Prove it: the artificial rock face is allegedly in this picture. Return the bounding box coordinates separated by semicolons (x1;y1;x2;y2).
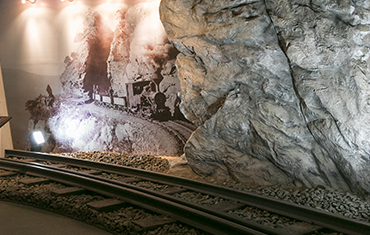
160;0;370;194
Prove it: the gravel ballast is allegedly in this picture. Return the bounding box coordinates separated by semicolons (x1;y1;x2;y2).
1;151;370;234
0;173;207;235
59;151;170;173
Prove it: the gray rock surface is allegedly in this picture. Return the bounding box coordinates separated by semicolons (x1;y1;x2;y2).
160;0;370;194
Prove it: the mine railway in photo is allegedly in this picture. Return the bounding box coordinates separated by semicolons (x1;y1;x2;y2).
153;120;196;149
93;80;182;122
0;150;368;235
90;79;196;155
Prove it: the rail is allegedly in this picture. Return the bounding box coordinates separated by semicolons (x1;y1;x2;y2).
0;156;267;235
4;149;370;235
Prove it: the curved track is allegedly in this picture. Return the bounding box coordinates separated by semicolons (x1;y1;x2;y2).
2;150;370;235
152;120;195;152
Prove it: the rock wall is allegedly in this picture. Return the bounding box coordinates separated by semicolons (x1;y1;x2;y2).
160;0;370;194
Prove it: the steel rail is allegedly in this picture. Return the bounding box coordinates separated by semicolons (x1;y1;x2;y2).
167;120;194;136
5;149;370;235
171;120;197;131
152;121;188;146
0;157;266;235
0;157;287;235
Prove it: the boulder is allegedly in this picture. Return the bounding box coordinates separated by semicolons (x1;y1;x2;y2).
160;0;370;194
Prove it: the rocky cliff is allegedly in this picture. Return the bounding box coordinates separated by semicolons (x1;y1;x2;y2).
160;0;370;194
60;9;113;100
107;8;131;98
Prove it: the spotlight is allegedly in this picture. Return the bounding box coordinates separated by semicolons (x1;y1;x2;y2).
30;131;45;152
21;0;36;4
32;131;45;145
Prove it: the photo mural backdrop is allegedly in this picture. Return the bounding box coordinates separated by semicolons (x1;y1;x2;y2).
0;0;192;156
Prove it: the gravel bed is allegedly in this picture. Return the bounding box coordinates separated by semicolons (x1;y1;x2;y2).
59;152;170;173
129;181;170;190
100;173;171;191
29;161;58;165
3;151;370;235
172;191;226;205
0;174;207;235
100;172;127;180
172;191;301;229
230;206;299;229
233;185;370;223
64;165;92;171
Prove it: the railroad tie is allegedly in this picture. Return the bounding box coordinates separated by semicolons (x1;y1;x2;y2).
0;171;18;177
132;216;177;231
87;198;127;212
19;177;50;186
273;222;322;235
118;177;142;183
207;200;245;212
51;187;86;196
158;186;187;194
82;169;102;175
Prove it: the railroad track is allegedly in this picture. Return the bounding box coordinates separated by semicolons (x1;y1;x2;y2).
1;150;370;235
171;119;197;131
153;120;195;151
